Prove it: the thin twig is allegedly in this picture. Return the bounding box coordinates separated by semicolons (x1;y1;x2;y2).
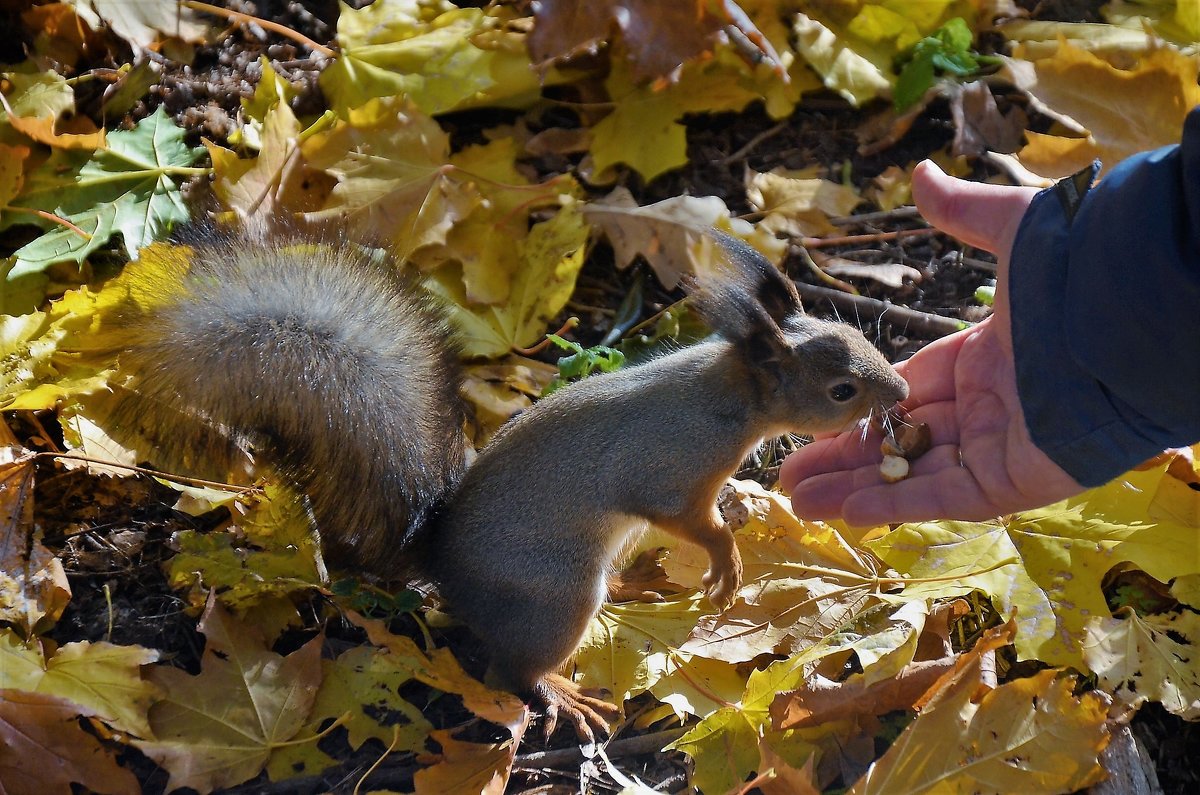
800;227;939;249
793;280;969;338
515;727;689;769
957;255;998;274
719;120;787;165
828;206;921;226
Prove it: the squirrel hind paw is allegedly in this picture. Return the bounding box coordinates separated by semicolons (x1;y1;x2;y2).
536;673;621;744
701;547;743;609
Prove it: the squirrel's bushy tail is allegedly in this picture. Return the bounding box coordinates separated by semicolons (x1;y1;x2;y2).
111;235;467;575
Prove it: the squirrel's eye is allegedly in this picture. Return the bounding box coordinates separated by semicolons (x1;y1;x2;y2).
829;381;857;402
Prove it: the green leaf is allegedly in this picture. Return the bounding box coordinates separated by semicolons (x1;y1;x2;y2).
893;17;979;110
543;335;625;395
0;69;75;138
9;107;203;278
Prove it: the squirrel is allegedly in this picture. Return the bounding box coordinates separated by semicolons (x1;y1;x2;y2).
107;230;909;741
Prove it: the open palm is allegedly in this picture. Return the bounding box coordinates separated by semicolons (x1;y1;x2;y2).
780;161;1083;525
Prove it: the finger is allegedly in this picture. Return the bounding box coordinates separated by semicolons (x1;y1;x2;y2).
912;161;1040;258
779;431;880;493
780;399;964;494
800;443;994;526
841;464;1002;526
893;329;971;408
787;468;859;519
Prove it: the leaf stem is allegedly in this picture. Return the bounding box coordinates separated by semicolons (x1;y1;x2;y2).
180;0;336;58
2;207;94;240
270;712;352;749
513;317;579;356
883;556;1020;585
36;451;261;495
354;723;401;795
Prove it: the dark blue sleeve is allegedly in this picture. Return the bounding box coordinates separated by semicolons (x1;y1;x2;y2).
1009;106;1200;487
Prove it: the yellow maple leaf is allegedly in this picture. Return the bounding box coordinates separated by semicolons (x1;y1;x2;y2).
667;481;888;663
869;462;1200;669
133;597;324;793
349;612;526;730
589;55;761;183
668;653;838;795
574;594;710;706
746;169;864;238
1084;607;1200;719
426;204;589;358
302;98;477;257
1008;41;1200;177
165;483;324;617
266;645;434;782
320;3;541;116
207;98;334;223
0;630;161;738
792;11;892;106
411;137;579;306
850;627;1110;793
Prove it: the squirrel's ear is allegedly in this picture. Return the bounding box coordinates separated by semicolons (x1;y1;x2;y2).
708;232;803;324
689;232;799;360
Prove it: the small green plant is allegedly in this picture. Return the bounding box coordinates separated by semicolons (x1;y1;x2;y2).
975;280;996;306
331;577;423;617
543;334;626;395
894;17;982;111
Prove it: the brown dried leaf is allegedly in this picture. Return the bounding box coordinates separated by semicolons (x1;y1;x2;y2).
528;0;780;84
0;689;139;795
0;441;70;637
770;656;957;730
132;596;323;793
413;726;527;795
816;254;922;289
949;81;1026;158
747;170;863;239
850;623;1111;794
753;739;821;795
583;187;784;289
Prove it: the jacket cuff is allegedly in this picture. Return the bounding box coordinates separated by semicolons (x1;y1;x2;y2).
1010;132;1200;486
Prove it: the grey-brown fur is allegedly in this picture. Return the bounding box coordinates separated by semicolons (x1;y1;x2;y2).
113;230;906;739
428;236;908;724
114;236;467;573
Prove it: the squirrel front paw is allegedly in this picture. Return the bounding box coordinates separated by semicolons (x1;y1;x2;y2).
701;546;743;609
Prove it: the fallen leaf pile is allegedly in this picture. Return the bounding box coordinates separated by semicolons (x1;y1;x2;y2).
2;1;1199;793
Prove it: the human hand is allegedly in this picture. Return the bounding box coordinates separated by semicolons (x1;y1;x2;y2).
779;161;1083;525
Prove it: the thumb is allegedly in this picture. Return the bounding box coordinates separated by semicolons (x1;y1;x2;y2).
912;160;1040;258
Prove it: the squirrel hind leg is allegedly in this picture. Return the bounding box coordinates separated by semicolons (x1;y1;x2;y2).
472;584;618;741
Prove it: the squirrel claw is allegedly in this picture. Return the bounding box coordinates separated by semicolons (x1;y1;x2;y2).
607;583;666;603
701;552;743;609
537;674;621;743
